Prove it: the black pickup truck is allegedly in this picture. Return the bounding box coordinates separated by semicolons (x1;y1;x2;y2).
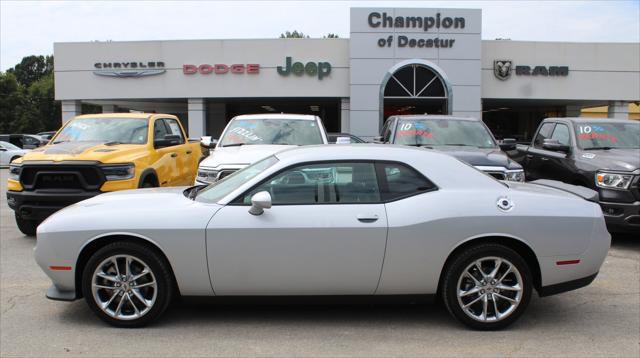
378;115;525;182
509;117;640;233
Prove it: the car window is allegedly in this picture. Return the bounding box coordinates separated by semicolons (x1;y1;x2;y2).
378;162;435;201
550;124;571;146
382;119;393;143
153;120;169;140
240;162;381;205
163;118;185;144
534;123;556;148
22;136;38;145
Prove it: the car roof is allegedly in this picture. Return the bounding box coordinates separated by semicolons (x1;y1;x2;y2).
546;117;639;124
391;115;480;121
233;113;318;121
73;113;160;119
275;143;448;162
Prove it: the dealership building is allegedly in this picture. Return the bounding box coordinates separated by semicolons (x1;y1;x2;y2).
54;7;640;141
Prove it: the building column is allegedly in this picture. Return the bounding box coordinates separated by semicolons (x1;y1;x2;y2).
61;100;81;124
102;104;116;113
340;98;350;133
565;105;582;117
608;101;629;119
187;98;206;139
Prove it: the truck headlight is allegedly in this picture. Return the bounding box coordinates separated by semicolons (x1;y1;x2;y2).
197;168;219;183
101;164;135;181
8;164;21;181
595;172;632;189
505;170;525;182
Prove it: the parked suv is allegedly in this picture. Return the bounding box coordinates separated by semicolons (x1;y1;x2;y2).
378;115;525;182
7;113;201;235
196;114;329;184
509;117;640;233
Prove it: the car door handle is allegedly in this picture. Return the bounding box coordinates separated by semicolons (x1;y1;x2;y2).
186;150;192;155
526;154;533;159
540;157;549;161
170;153;177;158
357;214;379;223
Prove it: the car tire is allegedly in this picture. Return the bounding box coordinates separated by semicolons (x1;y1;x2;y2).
442;243;532;330
15;213;38;236
81;241;175;328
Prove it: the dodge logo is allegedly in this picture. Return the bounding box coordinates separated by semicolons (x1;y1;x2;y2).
494;60;512;81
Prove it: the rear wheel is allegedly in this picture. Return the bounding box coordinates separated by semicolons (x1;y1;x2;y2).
81;241;174;327
15;213;38;236
442;243;532;330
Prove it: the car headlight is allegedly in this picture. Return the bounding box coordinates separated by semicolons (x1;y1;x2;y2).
8;164;21;181
505;170;525;182
595;172;632;189
101;164;135;181
197;168;219;183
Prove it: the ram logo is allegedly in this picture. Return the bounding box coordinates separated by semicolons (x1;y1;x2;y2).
493;60;513;81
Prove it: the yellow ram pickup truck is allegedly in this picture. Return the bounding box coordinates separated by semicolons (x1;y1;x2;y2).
7;113;201;236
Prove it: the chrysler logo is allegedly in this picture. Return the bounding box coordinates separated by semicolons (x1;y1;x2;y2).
93;61;166;78
493;60;512;81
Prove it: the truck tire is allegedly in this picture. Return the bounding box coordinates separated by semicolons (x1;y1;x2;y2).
15;213;38;236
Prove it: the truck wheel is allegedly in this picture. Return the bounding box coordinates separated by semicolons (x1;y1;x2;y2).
442;243;532;330
81;241;175;327
15;213;38;236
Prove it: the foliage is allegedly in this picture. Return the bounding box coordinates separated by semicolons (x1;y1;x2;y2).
279;30;310;38
1;55;61;134
324;33;339;38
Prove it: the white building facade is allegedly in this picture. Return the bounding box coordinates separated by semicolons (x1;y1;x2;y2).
54;7;640;141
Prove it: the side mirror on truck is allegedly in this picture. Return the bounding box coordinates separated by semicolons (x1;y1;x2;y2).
200;136;218;148
499;138;517;151
542;139;571;153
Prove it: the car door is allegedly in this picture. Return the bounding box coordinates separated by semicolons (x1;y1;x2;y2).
526;122;556;180
151;119;180;186
162;118;193;185
206;161;388;295
545;122;575;181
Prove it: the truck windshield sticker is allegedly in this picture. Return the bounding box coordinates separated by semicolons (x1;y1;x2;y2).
397;129;434;139
582;153;596;159
229;127;263;142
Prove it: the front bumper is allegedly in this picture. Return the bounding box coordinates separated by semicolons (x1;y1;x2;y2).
46;284;77;301
7;190;101;221
600;200;640;233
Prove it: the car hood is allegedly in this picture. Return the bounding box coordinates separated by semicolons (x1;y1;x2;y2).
19;141;149;164
427;146;522;170
39;187;222;233
200;144;296;168
577;148;640;172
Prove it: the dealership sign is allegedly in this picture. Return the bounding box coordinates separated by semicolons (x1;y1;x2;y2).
277;57;331;80
183;64;260;75
93;61;166;78
368;12;464;49
494;60;569;80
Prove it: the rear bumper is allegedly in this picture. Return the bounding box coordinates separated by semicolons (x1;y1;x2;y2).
538;272;598;297
6;190;101;221
600;200;640;233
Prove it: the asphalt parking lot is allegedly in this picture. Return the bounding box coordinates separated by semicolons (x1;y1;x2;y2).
1;168;638;358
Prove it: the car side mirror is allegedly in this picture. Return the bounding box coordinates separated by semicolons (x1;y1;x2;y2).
335;136;351;144
248;191;272;216
154;134;182;148
200;136;218;148
499;138;517;151
542;139;571;153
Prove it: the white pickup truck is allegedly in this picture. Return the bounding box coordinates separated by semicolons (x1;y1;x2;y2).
196;114;330;184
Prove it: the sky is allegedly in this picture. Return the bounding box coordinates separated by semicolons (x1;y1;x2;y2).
1;0;639;71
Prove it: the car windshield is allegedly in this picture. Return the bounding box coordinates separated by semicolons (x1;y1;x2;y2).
0;141;20;150
393;118;497;148
575;122;640;149
219;118;324;147
52;118;149;145
196;155;280;203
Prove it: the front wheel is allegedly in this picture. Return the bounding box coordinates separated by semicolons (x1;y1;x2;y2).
442;243;532;330
15;213;38;236
81;241;175;327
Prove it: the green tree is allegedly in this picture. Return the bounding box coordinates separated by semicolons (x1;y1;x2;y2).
0;72;24;133
7;55;53;88
279;30;309;38
324;33;339;38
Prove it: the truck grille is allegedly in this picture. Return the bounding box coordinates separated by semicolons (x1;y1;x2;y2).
631;175;640;201
20;164;104;191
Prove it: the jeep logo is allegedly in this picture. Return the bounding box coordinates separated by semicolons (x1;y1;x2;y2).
277;57;331;80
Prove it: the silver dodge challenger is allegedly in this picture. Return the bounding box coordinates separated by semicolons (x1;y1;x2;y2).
34;145;610;329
